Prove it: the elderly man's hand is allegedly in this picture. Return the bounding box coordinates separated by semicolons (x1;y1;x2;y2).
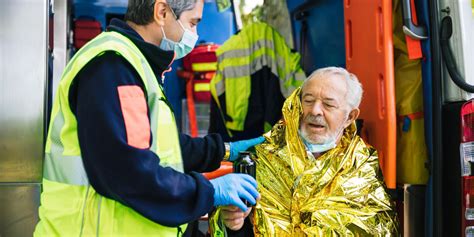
221;205;252;231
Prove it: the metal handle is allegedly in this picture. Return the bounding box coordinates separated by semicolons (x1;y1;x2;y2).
440;16;474;93
401;0;428;40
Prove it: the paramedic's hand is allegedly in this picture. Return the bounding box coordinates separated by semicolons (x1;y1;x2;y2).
221;205;252;231
229;136;265;161
210;173;259;212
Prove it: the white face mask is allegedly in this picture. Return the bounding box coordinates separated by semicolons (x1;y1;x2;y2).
159;11;199;59
299;124;345;154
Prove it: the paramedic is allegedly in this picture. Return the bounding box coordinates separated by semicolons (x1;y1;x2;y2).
34;0;263;236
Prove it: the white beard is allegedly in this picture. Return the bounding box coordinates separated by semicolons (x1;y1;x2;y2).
299;126;331;144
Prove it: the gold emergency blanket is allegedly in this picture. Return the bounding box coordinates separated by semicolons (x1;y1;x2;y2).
210;88;398;236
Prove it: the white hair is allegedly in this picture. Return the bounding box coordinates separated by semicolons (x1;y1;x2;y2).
302;67;363;110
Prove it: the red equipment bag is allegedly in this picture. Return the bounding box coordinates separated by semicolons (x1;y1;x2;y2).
74;19;102;49
179;44;219;137
183;44;219;102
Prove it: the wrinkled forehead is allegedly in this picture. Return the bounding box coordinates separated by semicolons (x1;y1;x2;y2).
301;74;348;101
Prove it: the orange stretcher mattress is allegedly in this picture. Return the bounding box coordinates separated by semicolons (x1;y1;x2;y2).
344;0;397;188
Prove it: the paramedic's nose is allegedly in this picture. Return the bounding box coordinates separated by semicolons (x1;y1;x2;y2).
191;26;198;35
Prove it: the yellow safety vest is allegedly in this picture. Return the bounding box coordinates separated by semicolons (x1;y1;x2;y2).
34;31;186;236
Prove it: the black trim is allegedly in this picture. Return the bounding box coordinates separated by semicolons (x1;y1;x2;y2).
429;0;443;236
299;20;308;71
441;102;463;237
439;16;474;93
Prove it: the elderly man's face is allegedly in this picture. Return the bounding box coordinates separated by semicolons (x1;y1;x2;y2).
300;74;355;144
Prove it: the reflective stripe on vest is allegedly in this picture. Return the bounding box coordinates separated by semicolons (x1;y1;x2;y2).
192;61;217;72
210;22;305;132
36;31;186;237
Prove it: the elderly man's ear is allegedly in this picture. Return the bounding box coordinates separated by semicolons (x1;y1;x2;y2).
343;108;360;128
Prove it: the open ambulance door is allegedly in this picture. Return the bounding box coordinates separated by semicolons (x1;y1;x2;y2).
432;0;474;236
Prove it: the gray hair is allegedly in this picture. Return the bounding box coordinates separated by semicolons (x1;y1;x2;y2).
302;67;363;110
125;0;197;25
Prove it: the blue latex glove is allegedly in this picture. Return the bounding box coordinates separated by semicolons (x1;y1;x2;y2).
229;136;265;161
210;173;259;212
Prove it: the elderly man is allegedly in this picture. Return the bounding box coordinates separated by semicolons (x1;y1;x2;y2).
210;67;398;236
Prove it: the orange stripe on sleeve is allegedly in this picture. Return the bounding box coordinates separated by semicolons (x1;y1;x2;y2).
117;85;151;149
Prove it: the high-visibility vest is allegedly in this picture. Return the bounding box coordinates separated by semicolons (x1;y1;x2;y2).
34;31;186;236
210;22;305;133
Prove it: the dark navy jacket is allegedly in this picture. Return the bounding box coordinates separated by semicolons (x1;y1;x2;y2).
69;19;224;227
